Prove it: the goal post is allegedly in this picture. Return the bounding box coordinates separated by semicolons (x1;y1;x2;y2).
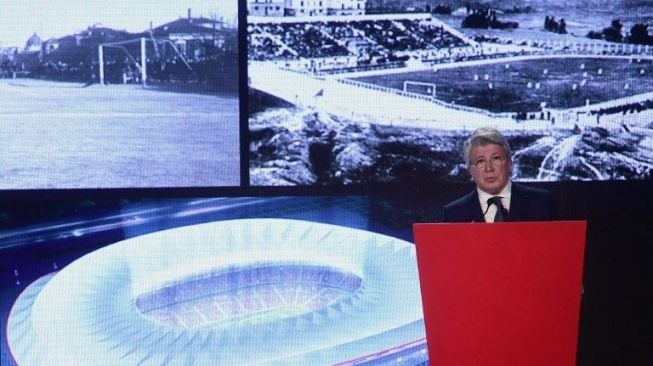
98;38;148;85
98;37;194;86
403;80;437;97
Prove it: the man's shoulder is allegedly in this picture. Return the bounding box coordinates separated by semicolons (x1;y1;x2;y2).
442;190;480;222
511;182;558;221
512;183;553;199
444;190;477;210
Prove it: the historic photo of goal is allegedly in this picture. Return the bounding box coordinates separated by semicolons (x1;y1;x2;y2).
1;2;239;189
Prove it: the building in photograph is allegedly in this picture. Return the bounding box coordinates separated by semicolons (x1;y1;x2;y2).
248;0;286;17
149;9;230;60
247;0;366;17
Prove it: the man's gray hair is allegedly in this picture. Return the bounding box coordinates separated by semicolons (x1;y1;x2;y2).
463;127;512;167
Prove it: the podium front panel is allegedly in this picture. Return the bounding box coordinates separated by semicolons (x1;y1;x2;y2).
413;221;586;366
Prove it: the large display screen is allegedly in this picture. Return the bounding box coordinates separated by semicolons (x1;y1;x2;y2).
0;1;240;189
1;1;651;365
0;195;428;365
4;1;652;189
248;1;653;185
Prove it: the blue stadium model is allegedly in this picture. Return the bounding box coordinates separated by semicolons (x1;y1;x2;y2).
7;218;427;366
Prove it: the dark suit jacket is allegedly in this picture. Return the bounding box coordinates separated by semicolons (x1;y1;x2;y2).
442;183;558;223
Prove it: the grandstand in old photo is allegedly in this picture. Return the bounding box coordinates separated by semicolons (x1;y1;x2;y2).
247;0;653;186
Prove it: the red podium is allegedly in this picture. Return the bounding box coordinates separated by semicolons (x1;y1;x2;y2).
413;221;586;366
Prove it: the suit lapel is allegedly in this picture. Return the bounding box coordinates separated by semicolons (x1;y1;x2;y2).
465;190;485;222
508;184;528;221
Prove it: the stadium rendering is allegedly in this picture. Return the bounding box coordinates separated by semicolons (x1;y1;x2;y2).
7;219;426;365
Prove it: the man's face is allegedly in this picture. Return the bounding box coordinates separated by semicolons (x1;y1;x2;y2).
468;143;512;195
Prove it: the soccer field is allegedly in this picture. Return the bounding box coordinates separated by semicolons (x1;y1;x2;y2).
0;79;239;188
354;56;653;113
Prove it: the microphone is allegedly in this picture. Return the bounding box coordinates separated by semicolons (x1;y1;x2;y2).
474;197;510;223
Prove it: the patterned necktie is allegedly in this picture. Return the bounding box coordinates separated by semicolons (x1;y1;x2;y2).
487;196;507;222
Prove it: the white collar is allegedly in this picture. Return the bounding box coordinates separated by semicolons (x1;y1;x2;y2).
477;181;512;211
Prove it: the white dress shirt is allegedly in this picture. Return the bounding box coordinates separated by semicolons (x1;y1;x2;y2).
477;181;512;223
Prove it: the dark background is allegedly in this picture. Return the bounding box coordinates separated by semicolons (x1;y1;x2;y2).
2;0;652;362
1;180;651;365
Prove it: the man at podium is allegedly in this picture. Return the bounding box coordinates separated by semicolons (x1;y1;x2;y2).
442;127;558;223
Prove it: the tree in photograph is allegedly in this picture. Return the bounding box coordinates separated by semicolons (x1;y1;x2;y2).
462;7;518;30
544;16;567;34
628;23;653;45
602;19;623;43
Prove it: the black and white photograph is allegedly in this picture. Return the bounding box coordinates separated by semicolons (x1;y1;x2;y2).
0;0;239;189
248;0;653;185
